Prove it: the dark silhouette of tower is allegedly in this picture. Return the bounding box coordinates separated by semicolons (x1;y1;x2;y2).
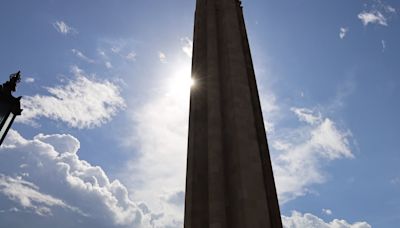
184;0;283;227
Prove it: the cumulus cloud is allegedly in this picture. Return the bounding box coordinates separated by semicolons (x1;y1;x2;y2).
71;49;95;63
0;174;82;216
339;27;349;39
272;108;353;203
181;37;193;58
162;190;185;208
53;21;77;35
18;66;126;129
0;130;160;227
282;211;371;228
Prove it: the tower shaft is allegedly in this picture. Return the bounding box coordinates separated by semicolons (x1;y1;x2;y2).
184;0;282;227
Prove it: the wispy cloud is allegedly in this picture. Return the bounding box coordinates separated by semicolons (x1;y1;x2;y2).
97;49;108;58
358;10;388;26
24;77;35;83
390;177;400;184
71;49;95;63
111;47;121;54
181;37;193;58
105;61;113;69
381;39;386;52
120;61;192;226
385;5;396;13
53;21;77;35
159;52;167;63
97;39;138;64
339;27;349;39
261;92;279;133
282;211;371;228
357;0;397;27
290;107;322;124
19;66;126;128
375;0;397;14
322;208;333;215
126;52;137;61
256;75;356;204
272;108;354;203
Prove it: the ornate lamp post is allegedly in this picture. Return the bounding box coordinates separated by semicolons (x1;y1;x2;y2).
0;71;22;145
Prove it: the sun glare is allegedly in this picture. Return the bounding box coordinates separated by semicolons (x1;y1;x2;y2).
166;62;193;99
189;78;195;87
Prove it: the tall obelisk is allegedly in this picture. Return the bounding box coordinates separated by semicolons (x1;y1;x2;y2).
184;0;282;227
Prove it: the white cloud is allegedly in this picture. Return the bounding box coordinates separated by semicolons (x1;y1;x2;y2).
0;99;361;228
385;5;396;13
322;208;332;215
18;66;126;129
162;190;185;208
53;21;77;35
260;92;279;133
270;107;353;203
159;52;167;63
97;49;109;59
71;49;95;63
290;107;322;125
25;77;35;83
120;61;192;226
0;174;83;216
0;129;161;227
282;211;371;228
111;47;120;54
381;39;386;52
339;27;349;39
181;37;193;58
375;0;397;14
126;52;137;61
358;10;387;26
105;61;113;69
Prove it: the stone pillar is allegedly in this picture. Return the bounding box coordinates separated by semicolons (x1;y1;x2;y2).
184;0;282;227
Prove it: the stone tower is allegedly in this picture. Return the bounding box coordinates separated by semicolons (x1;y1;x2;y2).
184;0;282;227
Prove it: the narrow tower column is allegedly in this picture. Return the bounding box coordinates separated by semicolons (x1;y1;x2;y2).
184;0;283;227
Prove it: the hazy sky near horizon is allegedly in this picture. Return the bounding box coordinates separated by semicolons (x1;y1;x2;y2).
0;0;399;227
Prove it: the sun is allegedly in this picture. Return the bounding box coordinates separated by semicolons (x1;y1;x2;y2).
167;62;194;98
189;78;195;87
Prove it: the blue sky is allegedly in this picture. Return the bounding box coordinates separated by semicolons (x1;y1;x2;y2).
0;0;399;227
